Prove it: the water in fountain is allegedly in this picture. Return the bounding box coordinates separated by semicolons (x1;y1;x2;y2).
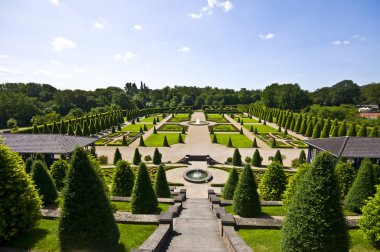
192;169;202;178
196;118;200;124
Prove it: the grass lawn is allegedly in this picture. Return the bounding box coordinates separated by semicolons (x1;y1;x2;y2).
206;113;228;123
112;201;171;213
121;124;153;132
224;205;287;216
212;124;238;132
238;229;378;252
140;115;163;123
144;133;186;147
210;133;252;148
169;114;191;122
158;123;186;132
243;124;278;133
234;117;258;123
4;219;157;252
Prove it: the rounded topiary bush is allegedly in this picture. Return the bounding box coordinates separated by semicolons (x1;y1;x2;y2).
50;159;69;191
282;163;309;208
0;143;42;242
153;147;162;165
111;160;135;197
232;148;242;166
113;148;122;165
131;162;158;214
359;185;380;248
59;147;119;252
233;164;261;217
259;162;287;201
154;164;171;198
31;160;58;205
281;152;349;252
335;161;356;199
344;159;376;213
223;168;239;200
251;149;263;167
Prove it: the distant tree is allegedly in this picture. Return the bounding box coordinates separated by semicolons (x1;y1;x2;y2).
111;160;134;197
259;162;287;200
223;168;239;200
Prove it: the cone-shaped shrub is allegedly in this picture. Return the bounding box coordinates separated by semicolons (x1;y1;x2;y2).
299;118;307;135
33;124;39;134
263;120;266;125
233;164;261;217
249;125;253;132
163;135;169;147
181;127;186;134
36;153;45;162
312;122;321;138
335;161;356;199
240;120;244;125
153;126;157;134
305;121;313;137
282;163;309;208
153;147;161;165
31;160;58;205
139;126;143;133
227;137;233;147
131;162;158;213
154;164;170;198
153;118;156;125
370;126;379;137
273;150;283;165
117;124;121;132
232;148;242;166
237;117;240;123
252;137;258;148
210;126;214;134
178;133;184;143
357;123;367;137
82;121;90;136
131;119;135;124
239;127;243;135
251;149;263;167
25;157;34;173
58;147;119;252
344;159;376;213
331;125;339;137
271;138;277;148
89;121;97;135
133;148;142;165
0;143;42;242
320;122;329;138
51;159;69;191
284;128;288;135
223;168;239;200
122;135;128;146
42;123;49;134
143;124;148;131
67;124;74;135
281;152;349;252
75;124;83;136
111;160;134;197
338;121;347;136
113;148;122;165
347;123;357;137
139;136;145;146
359;185;380;247
254;128;258;134
259;162;287;201
278;125;282;132
212;134;218;143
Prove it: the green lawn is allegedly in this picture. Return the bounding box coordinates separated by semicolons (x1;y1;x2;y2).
169;114;191;122
121;124;153;132
243;124;278;133
234;117;258;123
212;124;238;132
112;201;171;213
4;219;157;252
206;114;228;123
158;123;186;132
224;205;286;216
144;133;186;147
210;133;252;148
238;229;378;252
140;115;163;123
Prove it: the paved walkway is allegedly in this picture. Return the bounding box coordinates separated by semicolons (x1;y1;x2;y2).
164;198;227;252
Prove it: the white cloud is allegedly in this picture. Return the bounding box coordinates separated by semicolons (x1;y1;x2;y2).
0;66;22;74
114;52;139;61
49;0;59;5
332;40;350;46
34;70;53;75
220;1;233;11
188;13;203;19
51;37;77;51
73;67;85;72
296;73;304;77
134;24;144;31
178;46;191;53
50;60;62;64
352;35;366;41
52;74;74;79
0;54;9;58
259;33;275;40
94;19;106;29
188;0;233;19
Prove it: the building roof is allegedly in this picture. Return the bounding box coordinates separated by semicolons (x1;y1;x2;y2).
304;137;380;158
0;134;98;154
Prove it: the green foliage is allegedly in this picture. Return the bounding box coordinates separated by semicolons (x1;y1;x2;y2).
143;124;148;131
154;164;171;198
305;121;313;137
359;185;380;248
232;148;242;166
273;150;283;165
139;136;145;146
153;126;157;134
32;124;39;134
252;137;258;147
153;147;162;165
0;144;42;242
357;123;367;137
331;125;339;137
223;168;239;200
131;162;158;213
347;123;357;137
345;159;376;213
251;149;263;167
335;161;356;199
113;148;122;165
178;133;184;143
227;137;233;147
25;157;34;174
50;159;69;191
58;147;119;252
240;127;243;134
271;138;277;148
111;160;135;197
133;148;142;165
163;135;169;147
259;162;287;200
122;135;128;146
338;121;347;136
31;160;58;205
281;152;349;252
212;134;217;143
370;126;379;137
282;163;309;208
312;122;321;138
233;164;261;217
298;150;306;164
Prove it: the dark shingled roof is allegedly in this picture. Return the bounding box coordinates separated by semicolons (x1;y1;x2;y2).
305;137;380;158
0;134;98;154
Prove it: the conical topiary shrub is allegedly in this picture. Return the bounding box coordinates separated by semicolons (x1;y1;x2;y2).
223;168;239;200
32;124;39;134
139;136;145;146
259;162;287;201
133;148;142;165
312;122;321;138
111;160;135;197
298;150;306;164
271;138;277;148
282;163;309;208
357;123;367;137
58;147;119;252
153;126;157;134
281;152;349;252
305;121;313;137
178;133;184;143
131;162;158;213
252;137;258;148
50;159;69;191
331;125;339;137
227;137;233;147
251;149;263;167
233;164;261;217
163;135;169;147
113;148;122;165
122;135;128;146
153;147;162;165
344;159;376;213
212;134;218;143
250;125;253;132
143;124;148;131
335;161;356;199
240;127;243;135
0;143;42;242
369;126;379;137
31;160;58;205
232;148;242;166
359;185;380;248
272;150;283;165
210;127;214;134
347;123;357;137
154;164;171;198
338;121;347;136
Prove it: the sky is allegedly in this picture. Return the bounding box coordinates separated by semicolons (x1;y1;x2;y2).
0;0;380;91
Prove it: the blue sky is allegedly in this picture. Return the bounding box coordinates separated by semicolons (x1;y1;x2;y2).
0;0;379;91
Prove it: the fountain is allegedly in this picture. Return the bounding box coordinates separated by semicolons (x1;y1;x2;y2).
188;117;209;126
183;168;212;183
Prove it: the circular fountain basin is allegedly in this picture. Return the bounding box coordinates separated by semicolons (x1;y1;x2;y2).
187;120;209;126
183;169;213;183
